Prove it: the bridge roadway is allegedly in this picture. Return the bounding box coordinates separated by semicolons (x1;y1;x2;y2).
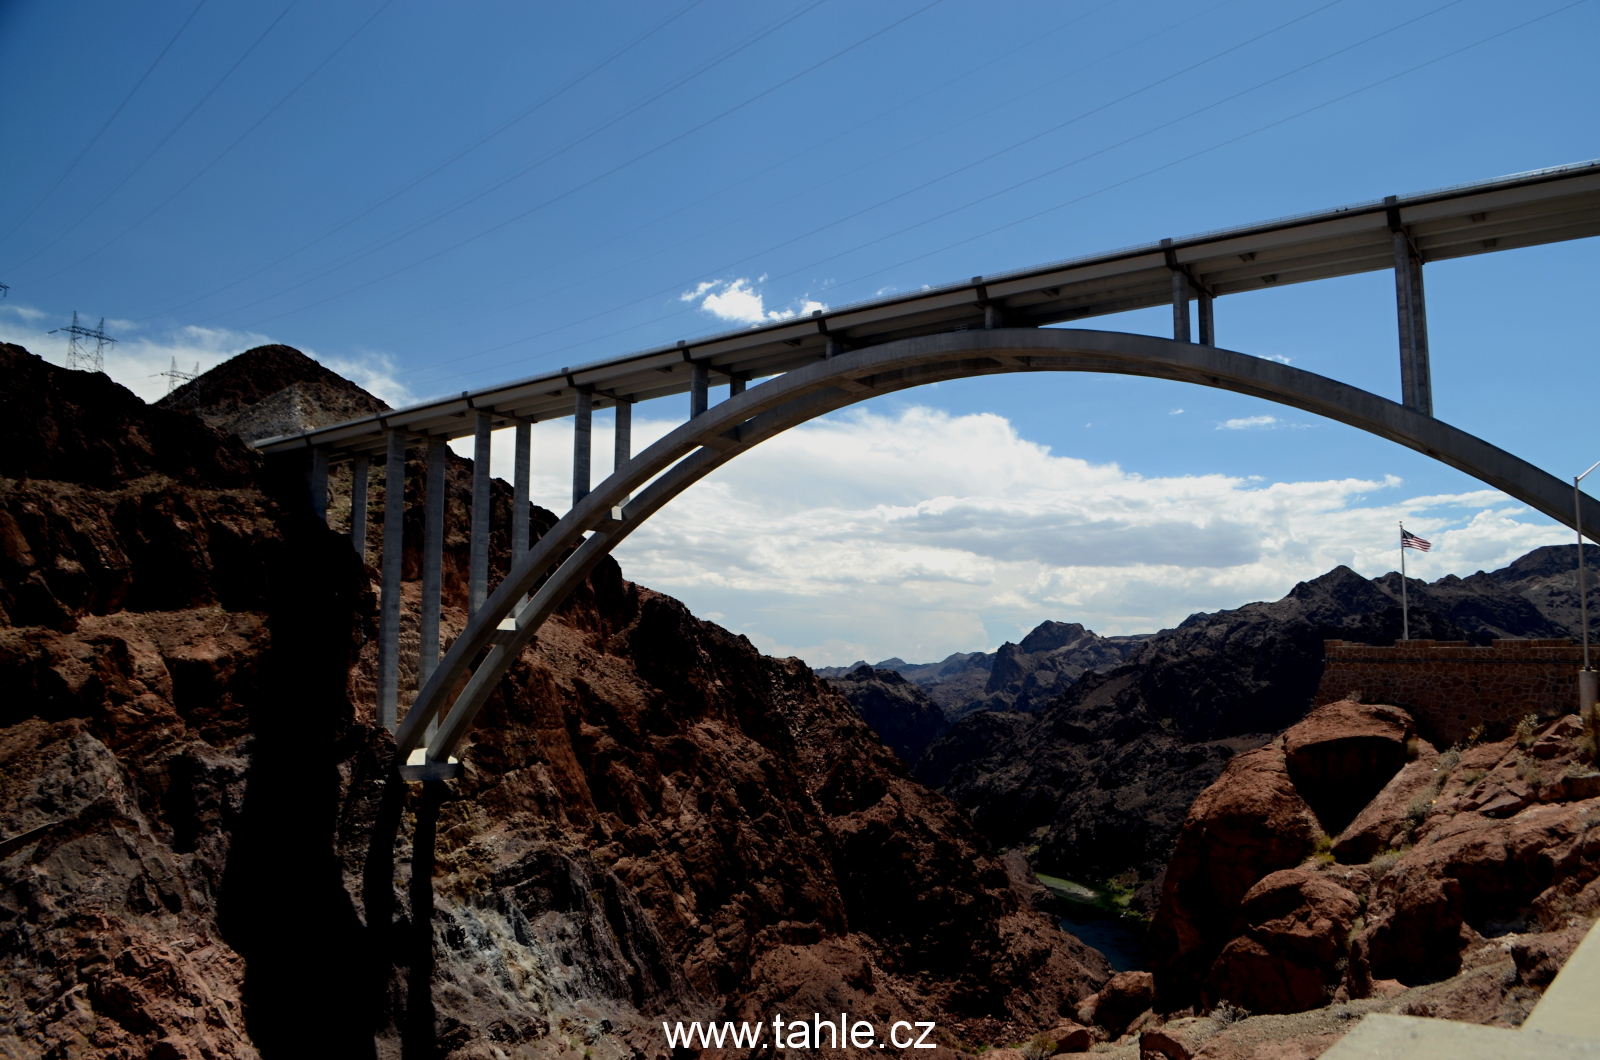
246;160;1600;774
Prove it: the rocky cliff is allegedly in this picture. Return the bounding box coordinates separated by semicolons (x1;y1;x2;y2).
1144;698;1600;1029
919;563;1573;900
0;343;1111;1060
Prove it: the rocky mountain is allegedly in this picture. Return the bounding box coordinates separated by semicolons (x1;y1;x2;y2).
917;561;1576;903
0;343;1111;1060
821;621;1147;720
824;666;950;763
156;343;389;442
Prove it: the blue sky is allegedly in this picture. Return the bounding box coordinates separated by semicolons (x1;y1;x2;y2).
2;0;1596;662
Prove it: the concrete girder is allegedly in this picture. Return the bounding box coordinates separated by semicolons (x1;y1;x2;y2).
395;328;1600;766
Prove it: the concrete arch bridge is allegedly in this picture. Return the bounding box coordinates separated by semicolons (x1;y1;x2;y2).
253;162;1600;777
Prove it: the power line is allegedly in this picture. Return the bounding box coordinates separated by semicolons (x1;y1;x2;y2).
391;0;1385;384
212;0;947;330
309;0;1167;352
0;1;299;276
28;0;396;286
127;0;713;321
140;0;832;326
409;0;1585;389
0;0;209;253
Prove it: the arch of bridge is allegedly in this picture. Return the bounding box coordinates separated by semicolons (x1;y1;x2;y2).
396;328;1595;766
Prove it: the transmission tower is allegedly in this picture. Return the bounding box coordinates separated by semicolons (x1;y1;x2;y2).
153;356;199;394
49;311;116;372
0;282;9;298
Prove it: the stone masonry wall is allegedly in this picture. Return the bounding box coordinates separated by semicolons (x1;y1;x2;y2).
1314;638;1585;748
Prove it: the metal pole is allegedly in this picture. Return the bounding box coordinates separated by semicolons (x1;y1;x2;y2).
1400;522;1409;641
377;432;406;731
572;388;592;507
512;419;531;561
349;454;369;559
470;411;491;615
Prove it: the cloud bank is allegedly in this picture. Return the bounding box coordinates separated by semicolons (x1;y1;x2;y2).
680;277;825;325
469;404;1569;668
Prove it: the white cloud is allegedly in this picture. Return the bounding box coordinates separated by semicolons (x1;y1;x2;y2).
1;303;49;322
681;277;827;326
1219;415;1278;430
590;406;1567;665
1170;408;1184;415
322;350;415;408
423;404;1569;670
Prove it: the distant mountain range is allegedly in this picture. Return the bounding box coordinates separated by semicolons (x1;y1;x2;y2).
822;545;1600;907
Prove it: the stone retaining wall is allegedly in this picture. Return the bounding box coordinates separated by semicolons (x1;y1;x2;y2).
1314;638;1585;748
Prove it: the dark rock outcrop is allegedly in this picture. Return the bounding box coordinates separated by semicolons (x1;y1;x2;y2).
823;665;950;763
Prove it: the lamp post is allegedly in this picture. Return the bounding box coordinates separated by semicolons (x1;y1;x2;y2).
1575;460;1600;734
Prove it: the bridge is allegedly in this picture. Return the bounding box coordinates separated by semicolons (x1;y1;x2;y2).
253;160;1600;778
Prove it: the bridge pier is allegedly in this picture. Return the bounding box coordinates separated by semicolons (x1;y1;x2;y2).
377;431;406;731
728;374;746;397
1198;292;1214;346
690;361;709;417
1387;196;1433;416
309;446;330;522
613;400;632;470
512;419;531;560
470;412;491;615
1170;271;1191;343
573;388;592;506
349;454;369;558
419;437;447;747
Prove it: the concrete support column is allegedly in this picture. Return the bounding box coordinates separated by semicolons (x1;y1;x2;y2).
309;446;330;522
613;401;632;471
1171;271;1191;343
1389;196;1433;417
572;388;592;507
824;337;843;359
728;375;745;397
984;304;1004;330
419;437;446;689
349;454;370;558
1198;292;1215;347
690;361;709;418
377;432;406;731
469;411;491;615
512;419;531;560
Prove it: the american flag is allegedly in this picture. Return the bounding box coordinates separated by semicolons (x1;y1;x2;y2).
1402;528;1432;552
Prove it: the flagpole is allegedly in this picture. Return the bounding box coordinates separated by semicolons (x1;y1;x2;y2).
1399;521;1408;641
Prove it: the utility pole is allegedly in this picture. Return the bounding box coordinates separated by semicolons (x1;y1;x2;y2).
49;311;116;372
152;356;199;394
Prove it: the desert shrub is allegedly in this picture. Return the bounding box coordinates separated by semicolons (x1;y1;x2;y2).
1467;724;1486;746
1369;849;1403;882
1516;714;1541;748
1516;755;1546;790
1437;748;1461;772
1019;1033;1056;1060
1209;1000;1250;1025
1459;768;1487;790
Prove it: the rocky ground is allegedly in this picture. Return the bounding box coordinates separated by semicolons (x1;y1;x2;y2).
0;344;1112;1060
892;558;1583;901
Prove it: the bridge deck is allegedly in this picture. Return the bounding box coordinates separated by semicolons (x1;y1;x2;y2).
255;160;1600;459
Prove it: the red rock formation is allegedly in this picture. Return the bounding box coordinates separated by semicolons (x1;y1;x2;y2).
0;343;1110;1059
1202;869;1359;1014
1144;739;1322;1009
